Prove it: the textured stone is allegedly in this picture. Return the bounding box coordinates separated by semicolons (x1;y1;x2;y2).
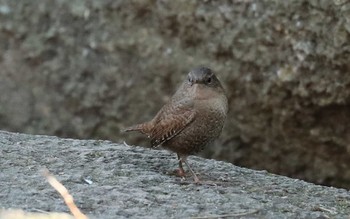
0;131;350;219
0;0;350;189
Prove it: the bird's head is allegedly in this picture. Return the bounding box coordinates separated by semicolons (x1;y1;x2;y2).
187;67;224;90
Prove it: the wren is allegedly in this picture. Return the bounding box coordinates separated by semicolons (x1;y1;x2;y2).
124;67;228;183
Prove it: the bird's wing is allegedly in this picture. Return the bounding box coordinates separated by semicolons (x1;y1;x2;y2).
150;102;196;148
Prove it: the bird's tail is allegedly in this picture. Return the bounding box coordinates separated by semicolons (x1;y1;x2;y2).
121;123;147;134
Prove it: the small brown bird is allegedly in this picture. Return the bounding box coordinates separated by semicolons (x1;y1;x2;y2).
124;67;228;183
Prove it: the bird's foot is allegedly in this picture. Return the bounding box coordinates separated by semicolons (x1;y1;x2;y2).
166;168;187;178
176;168;186;177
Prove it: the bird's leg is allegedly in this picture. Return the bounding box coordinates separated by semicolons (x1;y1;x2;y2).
176;153;186;177
181;156;200;183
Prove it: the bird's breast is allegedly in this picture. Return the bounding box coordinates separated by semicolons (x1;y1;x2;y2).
193;86;228;116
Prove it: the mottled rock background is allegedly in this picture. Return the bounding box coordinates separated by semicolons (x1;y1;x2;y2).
0;0;350;189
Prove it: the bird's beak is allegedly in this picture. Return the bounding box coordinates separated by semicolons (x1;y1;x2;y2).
190;79;197;86
191;83;199;92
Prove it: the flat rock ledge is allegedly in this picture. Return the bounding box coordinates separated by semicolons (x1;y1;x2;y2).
0;131;349;219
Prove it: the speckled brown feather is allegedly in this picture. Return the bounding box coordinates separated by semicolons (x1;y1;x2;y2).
150;106;196;148
124;97;196;148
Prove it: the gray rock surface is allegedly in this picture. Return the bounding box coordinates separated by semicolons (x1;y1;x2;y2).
0;131;349;219
0;0;350;189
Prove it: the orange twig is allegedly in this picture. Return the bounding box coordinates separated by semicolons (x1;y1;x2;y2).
43;169;88;219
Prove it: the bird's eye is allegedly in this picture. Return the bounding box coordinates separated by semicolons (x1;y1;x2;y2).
188;77;193;83
206;77;212;84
